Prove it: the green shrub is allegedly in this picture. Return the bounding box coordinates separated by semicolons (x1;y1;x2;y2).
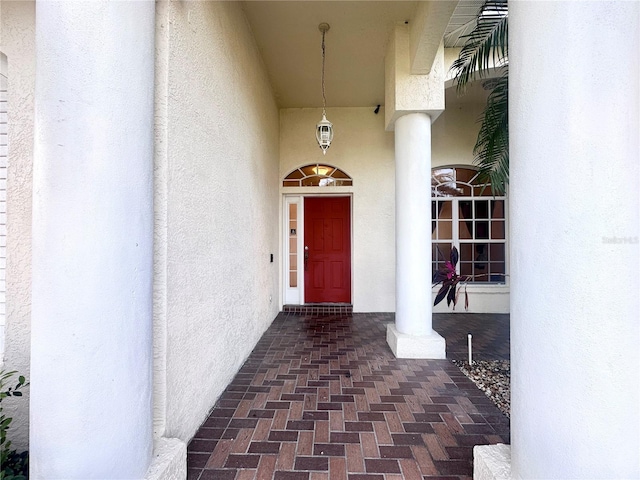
0;370;29;479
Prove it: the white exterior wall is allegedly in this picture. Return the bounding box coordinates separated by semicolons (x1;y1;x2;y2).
385;24;445;128
0;1;35;451
0;1;510;456
432;86;486;168
280;107;396;313
280;103;508;314
510;1;639;478
0;53;7;360
158;2;280;442
432;85;509;314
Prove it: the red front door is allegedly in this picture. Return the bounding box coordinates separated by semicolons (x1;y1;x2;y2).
304;197;351;303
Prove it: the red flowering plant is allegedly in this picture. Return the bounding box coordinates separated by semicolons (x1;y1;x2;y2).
432;246;469;310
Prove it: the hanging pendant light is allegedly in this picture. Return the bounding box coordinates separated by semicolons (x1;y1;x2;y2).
316;23;333;155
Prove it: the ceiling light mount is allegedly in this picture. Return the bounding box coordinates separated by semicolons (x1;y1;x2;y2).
315;22;334;155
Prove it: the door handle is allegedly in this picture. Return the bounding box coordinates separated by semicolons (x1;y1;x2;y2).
304;246;309;270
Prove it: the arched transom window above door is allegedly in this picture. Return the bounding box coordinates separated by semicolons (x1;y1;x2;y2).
283;164;352;187
431;166;495;197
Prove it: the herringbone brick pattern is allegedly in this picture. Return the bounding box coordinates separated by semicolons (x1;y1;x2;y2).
433;313;510;361
187;313;510;480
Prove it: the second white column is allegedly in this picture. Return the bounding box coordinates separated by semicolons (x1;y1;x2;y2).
387;112;445;358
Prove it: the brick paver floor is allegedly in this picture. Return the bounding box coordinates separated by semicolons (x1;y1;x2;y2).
433;313;510;361
187;312;510;480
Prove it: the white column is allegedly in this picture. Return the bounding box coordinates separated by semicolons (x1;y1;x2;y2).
387;113;445;358
490;1;639;479
30;1;155;478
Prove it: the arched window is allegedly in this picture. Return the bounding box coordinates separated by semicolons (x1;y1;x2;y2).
283;164;352;187
432;167;506;283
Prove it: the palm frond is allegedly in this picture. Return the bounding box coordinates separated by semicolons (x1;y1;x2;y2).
450;0;509;195
473;71;509;195
450;0;508;94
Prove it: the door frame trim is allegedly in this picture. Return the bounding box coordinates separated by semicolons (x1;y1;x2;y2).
282;193;353;306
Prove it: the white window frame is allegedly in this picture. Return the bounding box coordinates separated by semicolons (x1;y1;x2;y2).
283;196;303;305
282;193;354;306
431;166;509;288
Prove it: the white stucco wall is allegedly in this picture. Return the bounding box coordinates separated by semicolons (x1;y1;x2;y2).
431;85;509;314
385;24;445;129
0;2;510;457
432;85;486;168
279;103;507;314
280;107;396;313
0;0;35;451
0;53;7;361
158;2;280;442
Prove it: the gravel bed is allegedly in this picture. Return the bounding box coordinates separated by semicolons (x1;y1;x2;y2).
453;359;510;417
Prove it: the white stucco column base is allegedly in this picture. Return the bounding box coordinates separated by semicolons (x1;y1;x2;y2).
474;444;511;480
144;438;187;480
386;324;446;359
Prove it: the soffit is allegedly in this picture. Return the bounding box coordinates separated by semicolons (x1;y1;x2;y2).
242;1;481;109
242;1;419;108
444;0;485;47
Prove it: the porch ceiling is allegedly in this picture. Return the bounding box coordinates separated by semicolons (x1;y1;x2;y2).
242;1;483;109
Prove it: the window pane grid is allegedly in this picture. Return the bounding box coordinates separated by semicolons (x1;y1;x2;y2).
284;164;352;187
431;167;506;284
288;203;298;288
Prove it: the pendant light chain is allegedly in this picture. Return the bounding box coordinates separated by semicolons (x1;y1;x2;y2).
315;23;333;154
321;28;327;117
